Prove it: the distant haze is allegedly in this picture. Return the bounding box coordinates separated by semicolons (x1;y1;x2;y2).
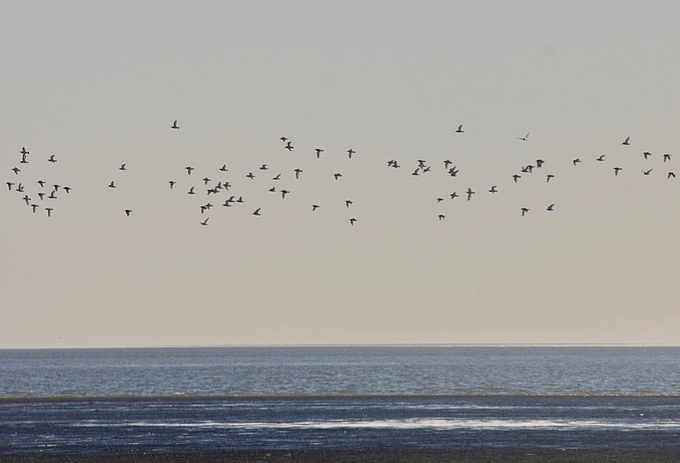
2;1;680;348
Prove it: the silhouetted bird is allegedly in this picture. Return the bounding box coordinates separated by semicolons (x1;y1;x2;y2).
188;187;195;195
46;208;53;217
315;148;324;158
536;159;545;168
247;173;255;179
614;167;623;176
119;164;127;171
456;125;464;133
573;159;581;166
6;182;14;190
334;173;343;180
466;188;475;201
346;200;353;207
546;174;555;183
622;136;630;145
125;209;132;216
450;192;459;199
438;214;446;220
12;167;20;175
349;218;357;226
48;154;57;163
220;164;228;172
169;181;176;189
260;164;268;170
518;132;530;141
294;168;303;179
597;155;605;162
664;154;672;162
108;181;116;188
186;166;194;175
171;120;179;129
668;172;676;179
347;149;356;159
521;207;529;216
281;190;290;199
489;186;498;193
200;217;209;226
642;169;653;175
285;141;294;151
272;173;281;180
312;204;320;211
253;208;261;216
643;152;652;159
547;204;555;211
30;204;39;213
512;174;521;183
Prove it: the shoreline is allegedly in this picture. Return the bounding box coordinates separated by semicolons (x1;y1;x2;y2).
2;451;680;463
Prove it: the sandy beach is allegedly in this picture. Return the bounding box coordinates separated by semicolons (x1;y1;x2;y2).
2;451;680;463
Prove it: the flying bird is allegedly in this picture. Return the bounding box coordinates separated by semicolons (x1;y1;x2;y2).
456;125;464;133
664;153;672;162
546;204;555;211
622;136;631;145
125;209;132;216
668;172;676;179
285;141;294;151
489;186;498;193
438;214;446;220
546;174;555;183
349;218;357;226
171;120;179;129
347;149;356;159
518;132;530;141
596;155;605;162
294;168;303;179
169;181;176;189
220;164;228;172
315;148;324;158
119;164;127;170
108;181;116;188
614;167;623;176
253;208;261;216
572;159;581;166
642;169;653;175
200;217;209;226
466;188;475;201
334;173;343;180
48;154;57;163
643;152;652;159
521;207;529;216
45;208;53;217
312;204;320;211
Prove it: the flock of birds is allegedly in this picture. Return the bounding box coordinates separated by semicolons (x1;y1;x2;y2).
4;121;677;227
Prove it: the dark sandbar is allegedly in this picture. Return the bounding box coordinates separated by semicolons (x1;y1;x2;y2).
2;451;680;463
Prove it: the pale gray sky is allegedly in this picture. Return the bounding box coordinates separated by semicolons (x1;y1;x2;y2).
2;1;680;348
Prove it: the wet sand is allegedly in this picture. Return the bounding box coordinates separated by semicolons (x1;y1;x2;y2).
2;451;680;463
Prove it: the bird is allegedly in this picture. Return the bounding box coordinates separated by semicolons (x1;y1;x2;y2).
546;174;555;183
572;159;581;166
247;172;255;179
334;173;343;180
466;188;475;201
668;172;676;179
124;209;132;216
188;187;195;195
186;166;194;175
169;181;176;189
489;186;498;193
622;136;631;145
315;148;324;158
45;208;53;217
614;167;623;176
202;177;211;185
448;167;459;177
512;174;521;183
642;169;653;175
521;207;529;216
596;155;605;162
643;151;652;159
20;153;28;164
11;167;20;175
30;204;39;213
200;217;209;226
37;180;45;188
312;204;320;211
269;187;277;193
280;136;288;142
63;186;71;194
664;153;672;162
20;147;29;155
260;164;268;170
345;200;353;208
220;164;228;172
48;154;57;163
456;124;464;133
108;181;116;188
285;141;294;151
119;164;127;171
281;190;290;199
349;218;357;226
171;120;179;129
546;204;555;211
536;159;545;168
294;168;303;179
272;173;281;181
16;183;24;193
412;168;420;176
347;149;356;159
518;132;530;141
444;160;453;169
37;192;45;201
450;192;459;199
253;208;261;216
437;197;445;203
22;195;31;205
438;214;446;220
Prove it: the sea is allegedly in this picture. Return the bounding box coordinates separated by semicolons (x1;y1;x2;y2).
1;346;680;454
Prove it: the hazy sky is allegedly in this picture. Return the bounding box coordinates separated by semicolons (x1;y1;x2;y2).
2;1;680;348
